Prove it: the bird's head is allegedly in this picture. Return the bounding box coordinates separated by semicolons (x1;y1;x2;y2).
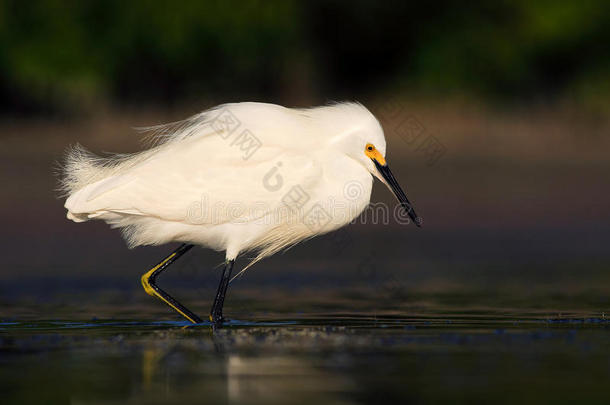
321;102;422;227
363;141;422;227
341;114;422;228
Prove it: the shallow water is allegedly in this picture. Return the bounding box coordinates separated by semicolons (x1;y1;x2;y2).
2;307;609;405
2;224;610;404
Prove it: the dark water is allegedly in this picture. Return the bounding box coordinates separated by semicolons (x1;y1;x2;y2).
2;224;610;404
2;303;609;404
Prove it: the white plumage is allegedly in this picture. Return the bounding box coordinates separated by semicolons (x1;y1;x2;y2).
61;102;390;271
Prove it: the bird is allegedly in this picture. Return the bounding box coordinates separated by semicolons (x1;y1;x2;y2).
60;102;421;326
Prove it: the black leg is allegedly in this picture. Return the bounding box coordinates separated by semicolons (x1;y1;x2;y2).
141;243;203;324
210;260;234;325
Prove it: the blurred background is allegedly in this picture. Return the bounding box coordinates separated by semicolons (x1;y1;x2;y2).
2;1;610;403
1;0;609;318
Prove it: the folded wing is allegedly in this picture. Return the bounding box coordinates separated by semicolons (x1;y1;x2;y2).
65;132;322;226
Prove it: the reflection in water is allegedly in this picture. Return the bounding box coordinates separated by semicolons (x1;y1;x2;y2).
141;347;159;392
1;315;609;404
226;355;345;404
136;329;349;404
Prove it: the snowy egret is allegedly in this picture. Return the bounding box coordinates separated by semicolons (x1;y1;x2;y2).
61;102;421;325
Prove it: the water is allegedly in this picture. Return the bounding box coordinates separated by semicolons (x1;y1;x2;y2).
2;170;610;404
2;224;610;404
2;302;609;405
2;225;610;404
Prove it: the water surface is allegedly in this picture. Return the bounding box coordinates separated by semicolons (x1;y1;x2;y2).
2;300;609;405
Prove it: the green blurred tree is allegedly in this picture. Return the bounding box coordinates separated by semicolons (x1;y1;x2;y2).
0;0;608;113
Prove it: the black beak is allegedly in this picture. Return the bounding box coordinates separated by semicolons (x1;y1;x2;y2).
373;160;422;227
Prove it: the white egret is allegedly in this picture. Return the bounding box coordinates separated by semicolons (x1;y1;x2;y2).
61;102;421;325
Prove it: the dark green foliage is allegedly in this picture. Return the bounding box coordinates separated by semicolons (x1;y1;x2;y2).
1;0;608;112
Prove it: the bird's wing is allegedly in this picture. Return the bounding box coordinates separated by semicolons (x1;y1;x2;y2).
65;133;323;225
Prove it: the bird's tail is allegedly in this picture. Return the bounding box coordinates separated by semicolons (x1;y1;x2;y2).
58;144;105;197
58;144;125;222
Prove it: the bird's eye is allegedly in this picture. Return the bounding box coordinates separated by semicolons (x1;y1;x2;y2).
367;145;374;151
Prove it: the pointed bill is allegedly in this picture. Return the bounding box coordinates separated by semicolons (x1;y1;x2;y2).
371;157;422;227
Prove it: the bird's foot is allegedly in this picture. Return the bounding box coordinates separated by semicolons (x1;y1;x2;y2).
209;312;225;328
